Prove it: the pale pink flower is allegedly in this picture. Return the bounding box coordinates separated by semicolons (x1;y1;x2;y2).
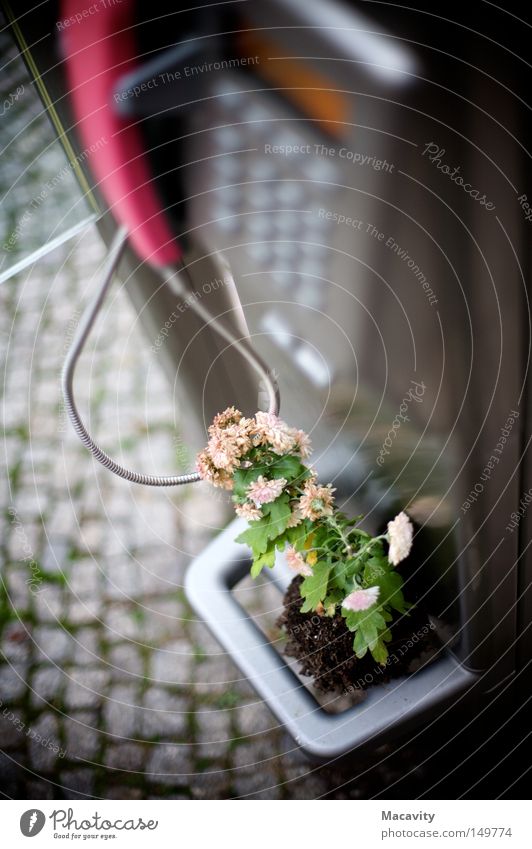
235;501;262;521
196;450;234;490
298;480;335;521
209;406;242;432
342;586;380;611
286;505;304;528
224;421;253;454
285;545;313;577
207;431;240;471
246;475;287;506
387;511;413;565
253;411;297;455
293;429;312;459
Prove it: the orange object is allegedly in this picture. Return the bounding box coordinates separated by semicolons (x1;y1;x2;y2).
238;30;350;138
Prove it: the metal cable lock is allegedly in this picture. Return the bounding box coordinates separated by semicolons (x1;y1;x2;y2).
61;226;280;486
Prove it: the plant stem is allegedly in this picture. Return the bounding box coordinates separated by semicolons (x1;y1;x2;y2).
326;515;355;557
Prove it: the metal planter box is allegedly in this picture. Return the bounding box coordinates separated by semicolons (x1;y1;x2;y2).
185;518;477;762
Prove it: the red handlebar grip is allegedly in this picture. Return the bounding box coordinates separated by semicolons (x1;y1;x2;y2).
61;0;181;266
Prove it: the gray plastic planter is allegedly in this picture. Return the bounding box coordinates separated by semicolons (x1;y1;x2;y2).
185;518;477;761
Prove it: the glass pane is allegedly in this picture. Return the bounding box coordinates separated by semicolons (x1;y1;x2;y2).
0;28;94;280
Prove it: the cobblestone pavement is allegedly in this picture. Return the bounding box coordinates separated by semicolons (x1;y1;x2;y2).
1;227;393;800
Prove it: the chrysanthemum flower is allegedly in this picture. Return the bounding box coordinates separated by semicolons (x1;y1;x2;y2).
286;504;304;528
235;501;262;521
246;475;287;506
298;480;335;520
293;429;312;459
196;450;234;489
285;546;313;577
209;406;243;432
387;511;413;565
253;411;297;455
207;431;241;472
342;585;380;611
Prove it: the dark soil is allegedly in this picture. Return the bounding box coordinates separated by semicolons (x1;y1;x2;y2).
277;577;442;693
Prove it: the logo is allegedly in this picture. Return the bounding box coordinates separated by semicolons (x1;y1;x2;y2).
20;810;46;837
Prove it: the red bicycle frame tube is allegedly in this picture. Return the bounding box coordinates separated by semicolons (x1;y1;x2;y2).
61;0;182;266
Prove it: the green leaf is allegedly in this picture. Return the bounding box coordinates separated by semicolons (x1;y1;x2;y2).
299;562;331;613
269;454;308;482
235;494;293;558
353;628;369;658
235;518;271;557
286;522;310;550
323;588;343;610
369;639;389;665
250;547;276;578
262;493;291;538
363;566;408;613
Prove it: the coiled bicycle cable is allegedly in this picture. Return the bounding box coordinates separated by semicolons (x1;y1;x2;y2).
61;226;280;487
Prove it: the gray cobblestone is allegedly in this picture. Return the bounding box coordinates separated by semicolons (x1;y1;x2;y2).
67;558;102;598
0;662;28;701
232;765;283;799
196;707;233;760
64;711;101;762
107;642;144;681
141;688;188;739
30;665;65;707
236;700;278;739
67;597;103;627
34;626;73;664
64;668;110;710
150;639;192;687
28;713;61;772
59;768;96;799
33;585;66;622
146;743;193;786
1;621;32;662
102;684;143;739
0;707;26;748
103;743;146;772
72;627;100;666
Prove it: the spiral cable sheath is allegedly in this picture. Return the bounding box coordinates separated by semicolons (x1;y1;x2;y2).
61;226;279;487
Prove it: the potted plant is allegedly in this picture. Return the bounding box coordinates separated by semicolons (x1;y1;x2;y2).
187;407;475;759
197;408;438;684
